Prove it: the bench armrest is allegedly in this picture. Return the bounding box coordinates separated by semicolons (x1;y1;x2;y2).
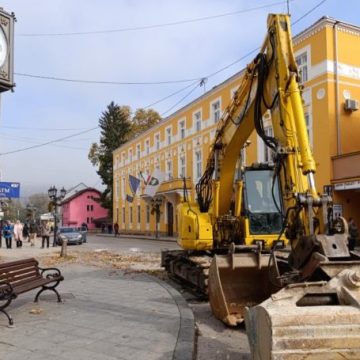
0;281;14;300
38;267;62;280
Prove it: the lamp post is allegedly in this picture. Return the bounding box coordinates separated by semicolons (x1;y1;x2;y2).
151;197;162;238
48;185;66;247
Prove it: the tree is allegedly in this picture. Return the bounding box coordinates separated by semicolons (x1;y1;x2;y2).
88;102;133;214
131;109;161;137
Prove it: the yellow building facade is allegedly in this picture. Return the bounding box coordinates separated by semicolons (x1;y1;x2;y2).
113;16;360;236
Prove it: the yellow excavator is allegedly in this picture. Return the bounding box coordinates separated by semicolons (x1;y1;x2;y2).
162;14;360;358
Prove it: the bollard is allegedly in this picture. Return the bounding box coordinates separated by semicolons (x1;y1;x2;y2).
60;239;68;257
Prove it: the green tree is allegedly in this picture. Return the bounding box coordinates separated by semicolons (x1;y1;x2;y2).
88;102;133;214
131;108;161;137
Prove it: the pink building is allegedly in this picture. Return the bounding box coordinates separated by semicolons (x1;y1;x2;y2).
61;184;108;230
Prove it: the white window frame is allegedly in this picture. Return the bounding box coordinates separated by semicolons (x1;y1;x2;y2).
194;150;202;182
178;119;186;140
166;159;173;180
295;45;311;83
145;138;150;155
154;132;160;151
166;126;172;146
304;110;313;147
211;98;221;123
128;148;133;163
136;144;141;160
193;109;202;132
179;154;186;178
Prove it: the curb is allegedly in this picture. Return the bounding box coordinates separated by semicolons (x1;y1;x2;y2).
151;276;195;360
95;233;177;243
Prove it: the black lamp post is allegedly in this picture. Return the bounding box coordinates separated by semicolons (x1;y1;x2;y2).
48;185;66;247
151;197;162;238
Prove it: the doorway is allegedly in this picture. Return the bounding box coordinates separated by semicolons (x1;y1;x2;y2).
167;202;174;237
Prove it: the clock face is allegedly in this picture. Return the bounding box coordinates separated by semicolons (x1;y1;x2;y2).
0;28;8;68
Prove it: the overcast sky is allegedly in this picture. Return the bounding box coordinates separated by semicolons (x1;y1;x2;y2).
0;0;357;199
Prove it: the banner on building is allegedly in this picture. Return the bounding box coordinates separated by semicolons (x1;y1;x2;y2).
0;182;20;198
129;174;141;195
143;169;166;198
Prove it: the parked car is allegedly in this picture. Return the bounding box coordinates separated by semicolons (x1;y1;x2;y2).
56;227;83;245
77;225;88;243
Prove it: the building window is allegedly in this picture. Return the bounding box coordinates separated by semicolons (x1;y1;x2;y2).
154;133;160;150
212;100;221;123
136;144;141;160
90;205;94;211
296;52;308;83
179;120;185;140
87;217;90;224
264;127;274;163
130;207;133;223
194;111;201;132
166;127;172;145
145;139;150;155
86;205;89;211
128;149;133;163
146;205;150;224
122;207;125;223
137;205;141;223
304;112;313;145
166;160;173;180
179;155;186;178
195;150;202;181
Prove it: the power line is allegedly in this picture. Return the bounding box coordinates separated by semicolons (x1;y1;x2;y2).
161;82;201;116
0;125;86;131
15;72;199;85
292;0;328;25
0;126;99;156
17;1;291;37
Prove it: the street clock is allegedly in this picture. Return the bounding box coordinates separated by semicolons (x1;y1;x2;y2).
0;8;15;93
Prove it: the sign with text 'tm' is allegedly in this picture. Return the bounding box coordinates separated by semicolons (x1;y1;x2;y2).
0;182;20;198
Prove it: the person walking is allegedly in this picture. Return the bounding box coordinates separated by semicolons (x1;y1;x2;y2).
40;221;51;248
3;221;13;249
114;222;119;237
348;217;359;251
22;222;30;243
29;221;37;247
13;220;23;248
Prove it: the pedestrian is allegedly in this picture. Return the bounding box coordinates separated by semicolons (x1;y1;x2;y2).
0;220;3;248
13;220;23;248
348;217;359;251
23;222;29;242
3;221;13;249
114;222;119;237
40;221;51;248
29;221;37;247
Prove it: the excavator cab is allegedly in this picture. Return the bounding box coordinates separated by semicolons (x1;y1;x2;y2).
208;165;286;326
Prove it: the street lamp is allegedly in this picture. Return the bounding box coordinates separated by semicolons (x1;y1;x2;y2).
151;197;162;238
48;185;66;247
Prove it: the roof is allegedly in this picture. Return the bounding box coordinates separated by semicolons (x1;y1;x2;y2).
61;187;101;204
62;182;88;201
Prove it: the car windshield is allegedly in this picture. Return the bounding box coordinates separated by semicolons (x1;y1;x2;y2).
60;228;77;233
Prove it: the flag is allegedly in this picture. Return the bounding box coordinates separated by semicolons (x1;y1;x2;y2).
129;174;141;195
144;169;166;197
126;194;134;203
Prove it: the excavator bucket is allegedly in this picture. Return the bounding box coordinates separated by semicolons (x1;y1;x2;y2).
245;269;360;359
208;252;277;326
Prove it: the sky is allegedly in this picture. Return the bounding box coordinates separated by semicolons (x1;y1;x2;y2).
0;0;358;200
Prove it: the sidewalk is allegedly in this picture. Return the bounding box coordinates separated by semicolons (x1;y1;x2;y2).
0;247;194;360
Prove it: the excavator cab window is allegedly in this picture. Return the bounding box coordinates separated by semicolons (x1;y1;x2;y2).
243;169;282;235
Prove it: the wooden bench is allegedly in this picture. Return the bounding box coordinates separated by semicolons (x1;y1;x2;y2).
0;258;64;325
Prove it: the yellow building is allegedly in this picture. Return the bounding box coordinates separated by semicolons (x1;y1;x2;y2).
113;16;360;236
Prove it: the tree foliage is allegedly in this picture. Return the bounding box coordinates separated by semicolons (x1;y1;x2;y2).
88;102;161;215
131;109;161;137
